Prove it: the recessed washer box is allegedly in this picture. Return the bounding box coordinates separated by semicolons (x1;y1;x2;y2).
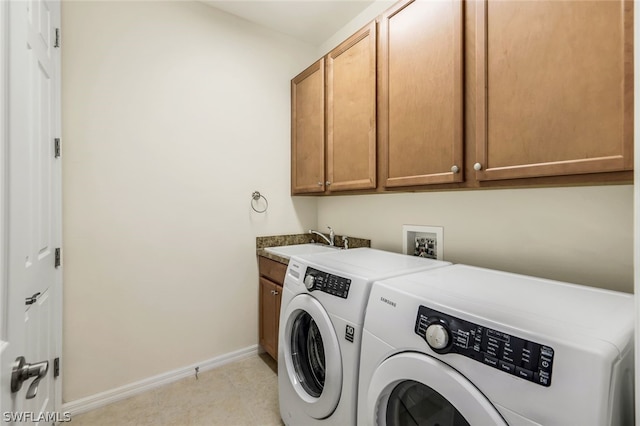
402;225;444;260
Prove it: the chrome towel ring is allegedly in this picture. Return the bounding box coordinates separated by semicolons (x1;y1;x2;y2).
251;191;268;213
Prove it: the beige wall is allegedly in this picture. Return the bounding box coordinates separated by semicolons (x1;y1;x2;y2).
318;0;394;56
62;1;317;402
317;185;633;293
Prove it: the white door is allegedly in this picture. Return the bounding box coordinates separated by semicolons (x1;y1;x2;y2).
1;0;62;423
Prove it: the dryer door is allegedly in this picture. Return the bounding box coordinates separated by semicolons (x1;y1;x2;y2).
281;294;342;419
367;352;508;426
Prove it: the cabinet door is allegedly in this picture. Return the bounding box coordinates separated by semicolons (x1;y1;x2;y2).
258;256;287;284
326;22;377;192
291;59;325;194
259;277;281;360
379;0;464;188
475;0;633;181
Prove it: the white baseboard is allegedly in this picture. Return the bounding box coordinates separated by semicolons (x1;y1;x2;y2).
62;344;259;416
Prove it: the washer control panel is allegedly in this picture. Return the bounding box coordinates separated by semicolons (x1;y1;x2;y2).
304;267;351;299
414;305;554;387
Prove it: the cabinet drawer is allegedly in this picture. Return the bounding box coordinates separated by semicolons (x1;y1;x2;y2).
258;256;287;284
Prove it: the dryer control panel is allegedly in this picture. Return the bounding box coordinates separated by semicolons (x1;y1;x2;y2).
415;305;554;387
304;267;351;299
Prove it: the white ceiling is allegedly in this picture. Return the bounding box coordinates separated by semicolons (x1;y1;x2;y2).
202;1;376;45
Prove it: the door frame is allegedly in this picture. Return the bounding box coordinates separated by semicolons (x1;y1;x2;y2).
0;0;63;416
1;0;11;411
1;0;8;326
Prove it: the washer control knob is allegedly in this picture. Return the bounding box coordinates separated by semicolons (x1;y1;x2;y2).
304;275;315;290
425;323;450;351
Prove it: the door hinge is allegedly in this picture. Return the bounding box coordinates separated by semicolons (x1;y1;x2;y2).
54;358;60;378
54;138;61;158
54;28;60;48
54;248;61;268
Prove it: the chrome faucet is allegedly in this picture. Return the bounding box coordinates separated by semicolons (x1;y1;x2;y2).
309;226;335;246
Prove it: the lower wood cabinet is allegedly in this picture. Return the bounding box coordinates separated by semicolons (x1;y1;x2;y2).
259;277;281;360
258;257;287;361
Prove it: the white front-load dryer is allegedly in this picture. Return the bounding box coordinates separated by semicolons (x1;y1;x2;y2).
358;264;634;426
278;248;451;426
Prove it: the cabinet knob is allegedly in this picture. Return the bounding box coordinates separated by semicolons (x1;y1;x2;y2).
326;181;331;186
271;290;279;296
450;165;460;174
317;182;323;186
473;162;483;171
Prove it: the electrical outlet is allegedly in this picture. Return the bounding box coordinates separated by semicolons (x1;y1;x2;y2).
402;225;444;260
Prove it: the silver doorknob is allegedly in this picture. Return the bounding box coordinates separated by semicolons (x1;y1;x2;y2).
11;356;49;399
25;292;41;306
451;165;460;174
473;162;483;171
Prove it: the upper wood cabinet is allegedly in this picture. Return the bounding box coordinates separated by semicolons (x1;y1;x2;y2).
379;0;464;188
291;0;633;195
474;0;634;181
291;23;377;195
291;59;325;194
326;22;377;192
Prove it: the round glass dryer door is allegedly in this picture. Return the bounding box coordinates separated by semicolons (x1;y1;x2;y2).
282;294;342;419
366;353;508;426
290;311;326;397
386;380;469;426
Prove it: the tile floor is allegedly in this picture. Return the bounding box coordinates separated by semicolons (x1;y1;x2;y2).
70;354;283;426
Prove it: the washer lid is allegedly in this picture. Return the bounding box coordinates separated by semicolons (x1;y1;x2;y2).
366;352;508;426
291;248;450;281
281;294;342;419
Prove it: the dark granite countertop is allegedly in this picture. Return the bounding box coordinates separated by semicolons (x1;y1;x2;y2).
256;233;371;264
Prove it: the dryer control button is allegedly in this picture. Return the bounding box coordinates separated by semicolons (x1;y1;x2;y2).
482;354;499;368
303;275;315;290
498;360;515;373
425;324;450;350
515;367;534;380
534;371;551;387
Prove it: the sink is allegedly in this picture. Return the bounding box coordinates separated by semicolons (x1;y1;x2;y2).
264;243;340;259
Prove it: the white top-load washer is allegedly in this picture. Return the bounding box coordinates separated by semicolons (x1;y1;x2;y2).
278;248;451;426
358;264;634;426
